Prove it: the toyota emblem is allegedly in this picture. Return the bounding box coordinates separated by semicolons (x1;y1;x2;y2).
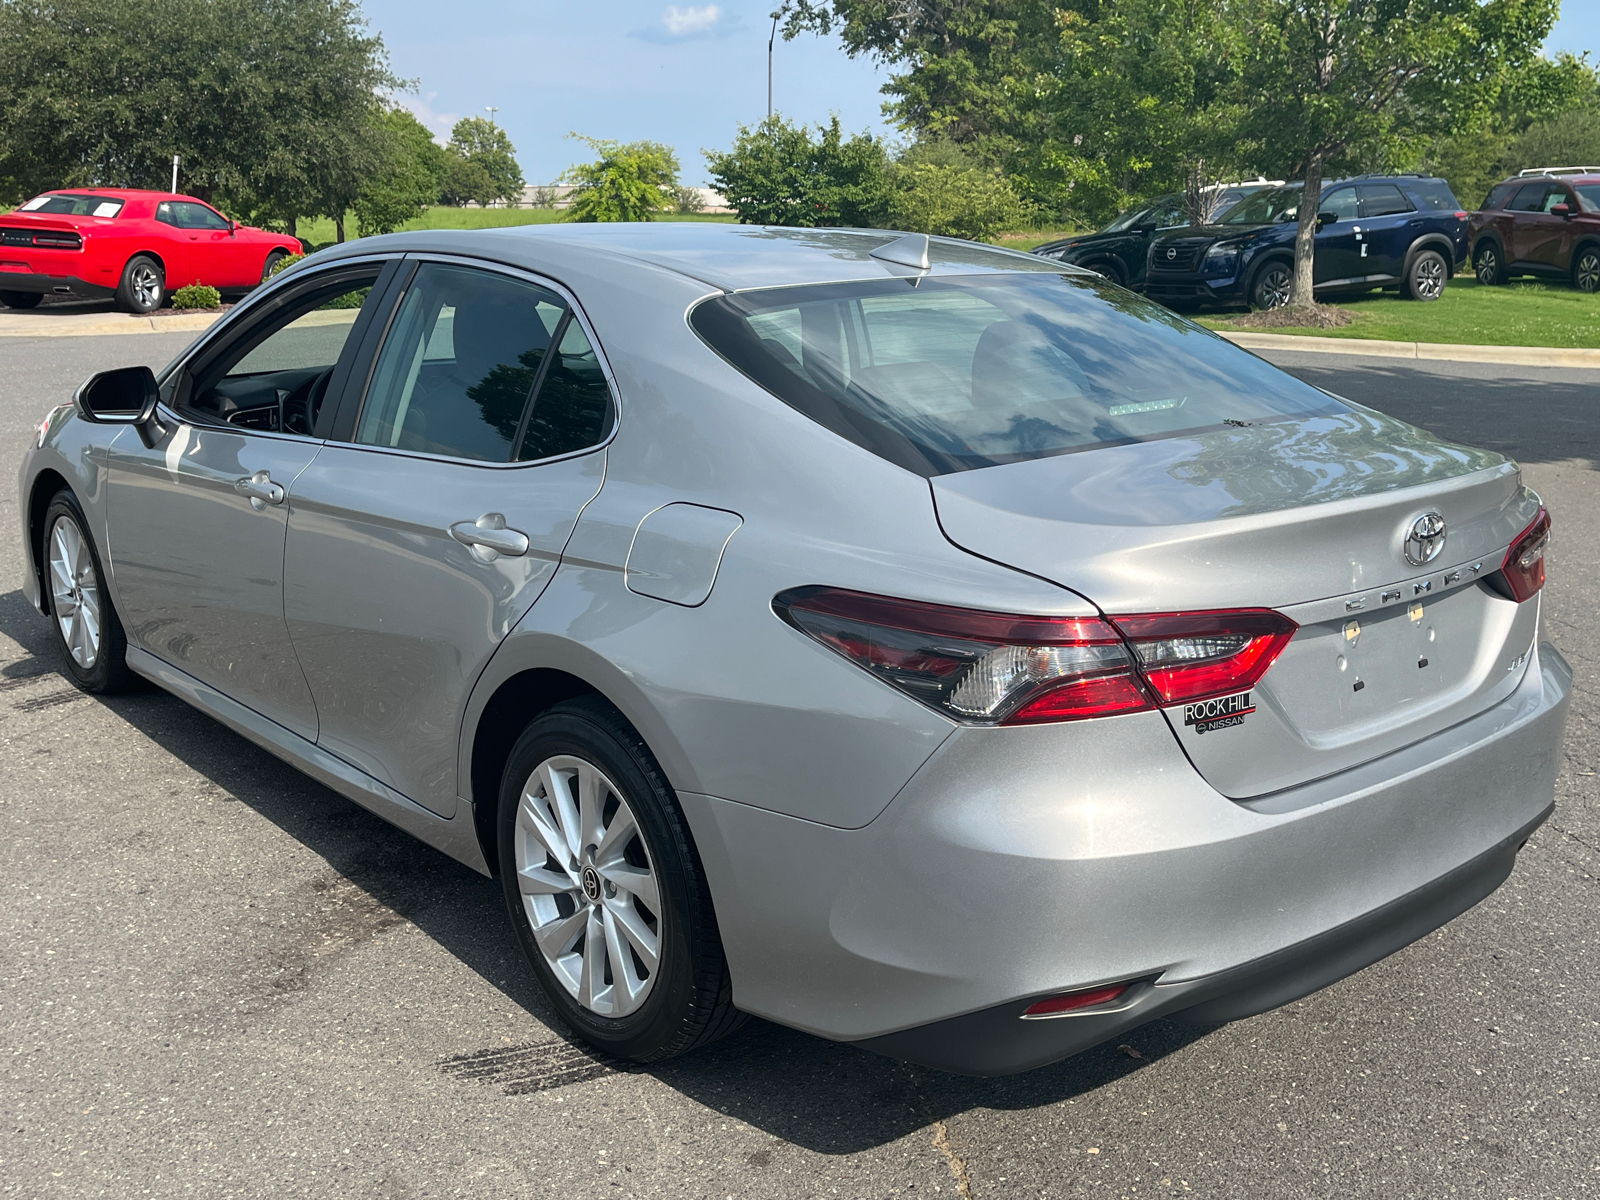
1166;246;1177;260
1403;512;1447;566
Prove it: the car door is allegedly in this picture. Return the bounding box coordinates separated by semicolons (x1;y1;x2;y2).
103;259;395;740
151;201;191;288
173;201;255;288
1529;185;1578;268
1312;186;1361;283
1355;183;1416;280
1504;183;1552;265
282;258;612;817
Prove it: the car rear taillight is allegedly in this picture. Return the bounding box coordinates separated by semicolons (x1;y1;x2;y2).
1500;507;1550;603
1454;211;1468;220
772;587;1151;725
1109;610;1298;705
1021;982;1132;1018
774;589;1301;725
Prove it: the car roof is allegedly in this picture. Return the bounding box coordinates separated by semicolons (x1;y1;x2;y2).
323;222;1074;292
39;188;195;201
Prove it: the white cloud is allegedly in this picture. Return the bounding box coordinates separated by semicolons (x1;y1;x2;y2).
396;91;461;146
663;4;721;35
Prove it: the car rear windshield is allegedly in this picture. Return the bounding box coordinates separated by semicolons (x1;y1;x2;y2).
1407;180;1461;211
1219;184;1303;224
690;274;1346;475
16;194;124;218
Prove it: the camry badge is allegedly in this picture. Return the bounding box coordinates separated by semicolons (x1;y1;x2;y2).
1166;246;1178;260
1403;512;1446;566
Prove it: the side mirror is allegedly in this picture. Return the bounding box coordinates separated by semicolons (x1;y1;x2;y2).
1130;222;1158;235
1551;203;1571;218
1317;211;1338;227
75;365;160;425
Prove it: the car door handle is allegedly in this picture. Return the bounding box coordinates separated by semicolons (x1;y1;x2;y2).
234;471;285;509
449;513;530;562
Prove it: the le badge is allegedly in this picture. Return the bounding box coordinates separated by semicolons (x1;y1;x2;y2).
1184;691;1254;735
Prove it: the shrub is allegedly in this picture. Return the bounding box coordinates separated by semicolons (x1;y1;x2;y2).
705;115;889;227
268;252;304;278
674;185;706;214
562;135;679;222
528;184;561;208
884;163;1032;241
171;284;222;310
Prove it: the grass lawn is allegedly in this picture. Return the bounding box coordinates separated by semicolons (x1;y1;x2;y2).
1198;276;1600;349
293;206;736;246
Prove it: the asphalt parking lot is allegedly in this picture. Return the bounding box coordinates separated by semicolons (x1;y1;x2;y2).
1;331;1595;1199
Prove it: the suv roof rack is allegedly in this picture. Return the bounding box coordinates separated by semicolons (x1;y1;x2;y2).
1518;166;1600;176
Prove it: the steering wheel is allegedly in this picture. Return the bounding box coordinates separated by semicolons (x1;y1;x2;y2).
280;367;334;436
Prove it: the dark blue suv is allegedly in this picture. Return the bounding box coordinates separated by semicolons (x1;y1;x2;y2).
1145;176;1469;310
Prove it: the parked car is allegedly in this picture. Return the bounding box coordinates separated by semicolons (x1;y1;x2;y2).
20;225;1567;1076
1145;175;1469;310
0;189;301;314
1030;180;1280;290
1470;168;1600;293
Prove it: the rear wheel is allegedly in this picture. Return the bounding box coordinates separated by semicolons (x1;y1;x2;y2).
1474;241;1506;286
1250;261;1293;311
498;696;743;1063
1404;249;1448;301
0;290;43;309
114;255;164;314
42;490;135;694
1573;246;1600;293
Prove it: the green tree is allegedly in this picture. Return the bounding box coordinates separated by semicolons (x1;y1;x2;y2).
560;136;679;222
885;161;1030;238
447;116;524;205
439;155;495;207
704;115;889;226
0;0;399;236
352;108;450;235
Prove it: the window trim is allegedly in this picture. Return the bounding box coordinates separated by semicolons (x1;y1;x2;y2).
332;252;620;472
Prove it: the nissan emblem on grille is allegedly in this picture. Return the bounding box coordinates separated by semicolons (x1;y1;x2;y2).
1166;246;1178;260
1403;512;1447;566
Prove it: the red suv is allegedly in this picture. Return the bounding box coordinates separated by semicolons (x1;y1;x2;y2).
1470;170;1600;293
0;189;302;314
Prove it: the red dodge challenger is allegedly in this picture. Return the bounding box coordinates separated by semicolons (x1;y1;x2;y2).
0;189;302;314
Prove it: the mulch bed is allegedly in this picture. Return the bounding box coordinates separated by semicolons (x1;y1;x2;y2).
1219;304;1355;330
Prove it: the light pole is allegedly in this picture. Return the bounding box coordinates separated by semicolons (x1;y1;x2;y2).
171;155;180;193
767;14;778;119
485;105;499;126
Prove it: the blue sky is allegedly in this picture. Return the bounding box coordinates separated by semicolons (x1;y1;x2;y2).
366;1;1600;188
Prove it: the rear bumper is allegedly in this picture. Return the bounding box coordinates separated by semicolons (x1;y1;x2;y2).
681;640;1570;1073
0;269;112;300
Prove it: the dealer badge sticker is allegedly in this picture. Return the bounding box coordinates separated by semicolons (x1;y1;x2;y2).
1184;691;1254;734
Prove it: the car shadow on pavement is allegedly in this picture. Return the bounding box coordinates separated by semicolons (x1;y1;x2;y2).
0;587;1220;1153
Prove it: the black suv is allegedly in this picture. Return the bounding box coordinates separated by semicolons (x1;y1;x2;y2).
1030;184;1274;290
1145;175;1469;310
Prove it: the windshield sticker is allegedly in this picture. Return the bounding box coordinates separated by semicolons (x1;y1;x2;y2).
1184;691;1254;734
18;197;47;211
1108;397;1183;416
93;202;121;218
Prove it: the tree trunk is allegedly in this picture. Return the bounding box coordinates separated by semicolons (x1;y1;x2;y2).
335;214;346;243
1290;148;1323;308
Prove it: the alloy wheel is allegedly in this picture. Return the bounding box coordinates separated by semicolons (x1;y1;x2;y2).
1576;251;1600;294
1255;264;1292;310
48;515;101;670
1475;246;1498;286
130;263;162;310
1413;254;1446;300
514;755;661;1018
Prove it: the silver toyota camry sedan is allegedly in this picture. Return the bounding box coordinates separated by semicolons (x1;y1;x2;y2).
17;224;1569;1075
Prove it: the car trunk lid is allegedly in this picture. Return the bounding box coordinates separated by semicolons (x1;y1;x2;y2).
931;407;1543;797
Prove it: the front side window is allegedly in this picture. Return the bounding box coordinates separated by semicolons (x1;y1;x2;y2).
18;193;124;218
353;263;576;462
171;201;231;230
1100;203;1155;234
1221;185;1303;225
1358;185;1412;217
1320;188;1359;220
1574;183;1600;211
1542;187;1576;213
691;274;1345;475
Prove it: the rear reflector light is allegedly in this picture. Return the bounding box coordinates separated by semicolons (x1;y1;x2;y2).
774;588;1299;725
1500;507;1550;603
772;587;1151;725
1110;610;1298;705
1022;983;1130;1018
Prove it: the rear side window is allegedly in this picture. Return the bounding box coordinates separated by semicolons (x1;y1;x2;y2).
1358;185;1413;217
354;262;604;463
690;274;1346;476
517;320;615;461
1483;182;1517;210
1408;181;1461;211
1509;184;1550;212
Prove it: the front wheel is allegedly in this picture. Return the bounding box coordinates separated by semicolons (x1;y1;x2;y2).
261;248;291;283
1573;247;1600;294
498;696;743;1063
114;255;164;314
1405;248;1448;301
1474;242;1506;287
0;290;43;309
42;490;135;693
1250;261;1293;311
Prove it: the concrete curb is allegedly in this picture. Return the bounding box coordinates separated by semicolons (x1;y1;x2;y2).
1219;331;1600;369
0;311;223;338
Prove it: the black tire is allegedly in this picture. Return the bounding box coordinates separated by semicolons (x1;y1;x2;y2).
1250;260;1293;310
261;248;290;283
1404;248;1448;301
113;255;164;314
40;489;135;694
1474;241;1506;286
0;290;43;309
1573;245;1600;294
498;696;743;1063
1084;258;1126;287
